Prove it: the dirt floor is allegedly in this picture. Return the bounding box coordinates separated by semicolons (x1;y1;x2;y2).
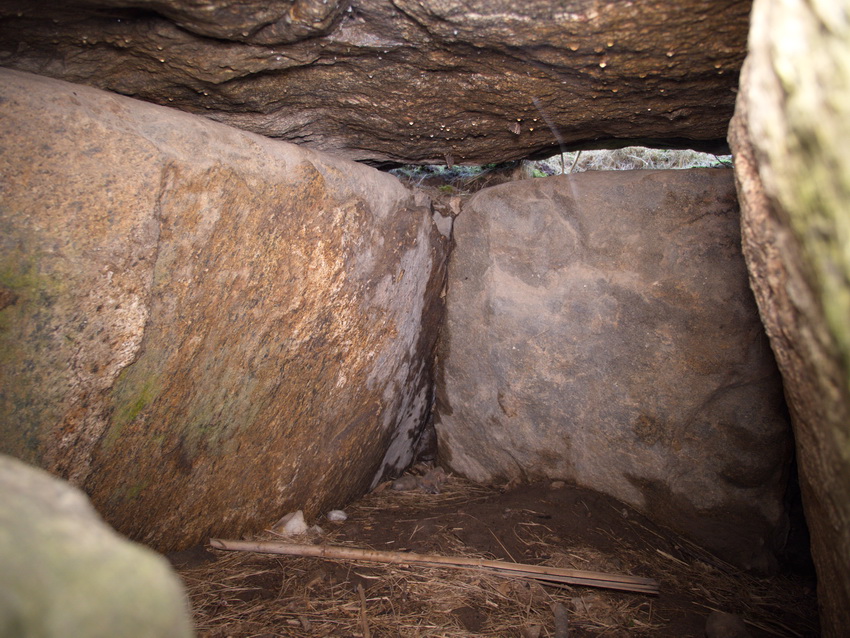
171;467;818;637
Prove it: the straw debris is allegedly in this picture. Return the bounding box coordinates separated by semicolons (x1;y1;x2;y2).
176;472;817;637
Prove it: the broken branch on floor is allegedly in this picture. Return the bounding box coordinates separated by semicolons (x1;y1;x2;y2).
208;539;659;596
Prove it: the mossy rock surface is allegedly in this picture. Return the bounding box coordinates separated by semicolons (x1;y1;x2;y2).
730;0;850;634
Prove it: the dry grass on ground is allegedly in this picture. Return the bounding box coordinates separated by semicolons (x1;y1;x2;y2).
178;474;816;638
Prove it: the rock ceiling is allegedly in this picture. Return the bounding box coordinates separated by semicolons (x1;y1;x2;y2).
0;0;750;164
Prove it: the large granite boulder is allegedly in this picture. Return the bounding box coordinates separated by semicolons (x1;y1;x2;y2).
0;68;448;551
0;0;748;164
0;454;193;637
436;169;790;571
729;0;850;634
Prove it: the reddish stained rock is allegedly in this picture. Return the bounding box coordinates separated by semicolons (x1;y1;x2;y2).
729;0;850;633
0;0;749;164
436;169;790;572
0;68;448;551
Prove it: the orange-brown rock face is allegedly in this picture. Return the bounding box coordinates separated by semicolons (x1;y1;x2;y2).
0;68;448;551
0;0;749;164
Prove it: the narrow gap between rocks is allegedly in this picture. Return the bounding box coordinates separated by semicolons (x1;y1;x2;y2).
387;147;732;194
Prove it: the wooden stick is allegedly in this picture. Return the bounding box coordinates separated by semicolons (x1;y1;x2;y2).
209;539;659;595
356;582;371;638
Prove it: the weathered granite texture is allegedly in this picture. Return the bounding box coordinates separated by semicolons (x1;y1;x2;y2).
0;68;448;550
729;0;850;633
437;169;790;571
0;0;749;164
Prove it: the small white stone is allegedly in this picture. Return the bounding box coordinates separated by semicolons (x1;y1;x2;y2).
272;510;308;536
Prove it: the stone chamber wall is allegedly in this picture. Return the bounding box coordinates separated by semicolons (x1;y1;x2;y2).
0;0;848;635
